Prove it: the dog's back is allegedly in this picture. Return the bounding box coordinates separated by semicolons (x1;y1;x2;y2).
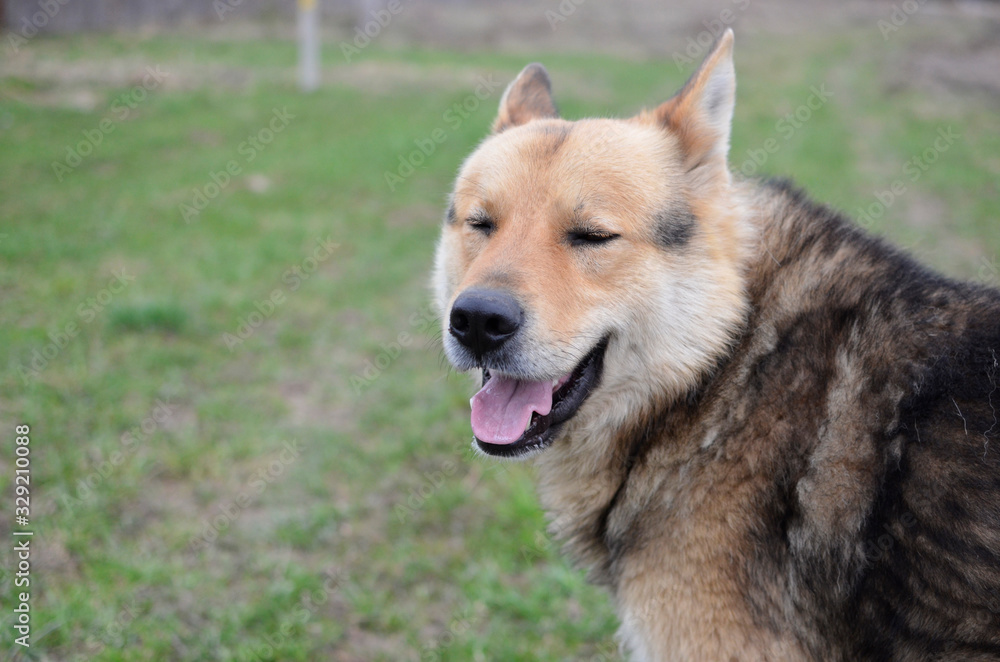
695;178;1000;659
767;182;1000;661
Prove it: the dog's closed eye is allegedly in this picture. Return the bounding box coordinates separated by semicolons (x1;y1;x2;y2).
567;227;620;247
467;212;496;236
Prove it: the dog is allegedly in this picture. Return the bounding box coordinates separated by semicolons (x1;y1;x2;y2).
433;29;1000;661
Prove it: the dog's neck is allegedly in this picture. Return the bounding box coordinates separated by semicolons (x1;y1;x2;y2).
530;176;810;585
532;365;722;586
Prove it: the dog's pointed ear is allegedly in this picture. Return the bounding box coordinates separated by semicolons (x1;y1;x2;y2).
493;63;559;133
654;29;735;173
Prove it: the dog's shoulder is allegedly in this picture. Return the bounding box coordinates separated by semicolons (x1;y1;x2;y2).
722;178;1000;657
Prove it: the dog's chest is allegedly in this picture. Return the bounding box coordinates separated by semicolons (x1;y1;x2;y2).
606;463;806;660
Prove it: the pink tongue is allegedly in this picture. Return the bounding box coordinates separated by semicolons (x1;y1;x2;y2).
471;375;555;444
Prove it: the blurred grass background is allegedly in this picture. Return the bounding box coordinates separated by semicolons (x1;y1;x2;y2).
1;1;999;659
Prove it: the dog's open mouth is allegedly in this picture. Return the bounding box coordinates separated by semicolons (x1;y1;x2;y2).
471;339;608;457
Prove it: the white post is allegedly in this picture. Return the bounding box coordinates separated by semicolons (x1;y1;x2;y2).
298;0;320;92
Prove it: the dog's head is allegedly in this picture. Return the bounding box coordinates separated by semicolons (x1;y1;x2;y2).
435;31;749;459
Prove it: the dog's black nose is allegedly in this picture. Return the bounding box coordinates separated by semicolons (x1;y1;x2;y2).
450;289;523;357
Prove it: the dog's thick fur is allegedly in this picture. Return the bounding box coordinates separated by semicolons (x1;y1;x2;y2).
434;30;1000;661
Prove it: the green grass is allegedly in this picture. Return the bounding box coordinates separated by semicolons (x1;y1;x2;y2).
1;22;998;661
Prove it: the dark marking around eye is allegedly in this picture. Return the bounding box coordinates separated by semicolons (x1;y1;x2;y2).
446;203;457;225
654;206;696;248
